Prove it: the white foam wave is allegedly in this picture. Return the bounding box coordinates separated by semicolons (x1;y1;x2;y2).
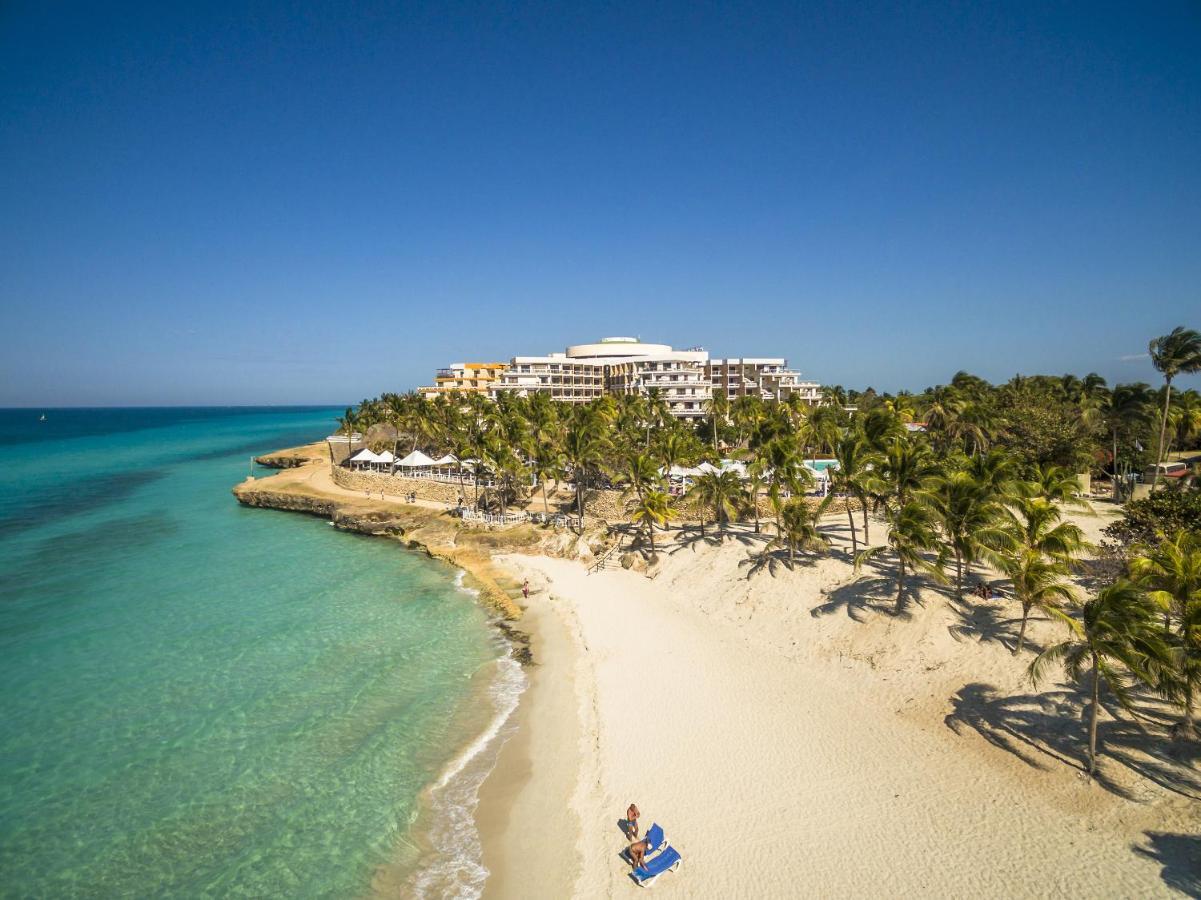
409;652;527;899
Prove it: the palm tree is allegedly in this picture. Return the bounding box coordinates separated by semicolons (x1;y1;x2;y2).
703;390;730;455
1000;497;1087;653
618;450;662;503
685;469;747;537
530;435;565;515
1148;326;1201;489
1019;463;1091;511
1100;383;1153;501
770;495;833;561
1129;530;1201;740
628;489;672;553
562;413;608;532
1170;389;1201;454
759;438;812;537
932;470;1011;599
856;499;946;614
831;432;881;556
1030;580;1170;779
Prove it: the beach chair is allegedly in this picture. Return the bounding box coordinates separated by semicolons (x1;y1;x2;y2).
643;822;666;854
631;845;682;887
622;822;667;863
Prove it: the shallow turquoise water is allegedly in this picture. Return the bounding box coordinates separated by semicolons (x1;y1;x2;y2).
0;408;503;897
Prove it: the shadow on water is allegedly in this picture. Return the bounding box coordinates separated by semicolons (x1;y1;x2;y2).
944;682;1201;802
1132;831;1201;897
0;470;166;540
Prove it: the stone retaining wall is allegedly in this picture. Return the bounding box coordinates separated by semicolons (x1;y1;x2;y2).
329;467;863;525
331;468;465;505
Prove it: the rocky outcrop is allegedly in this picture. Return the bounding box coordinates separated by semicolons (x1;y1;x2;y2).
254;441;328;469
233;478;529;621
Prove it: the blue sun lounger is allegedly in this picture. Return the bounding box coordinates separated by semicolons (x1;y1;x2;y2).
643;822;666;854
631;845;682;887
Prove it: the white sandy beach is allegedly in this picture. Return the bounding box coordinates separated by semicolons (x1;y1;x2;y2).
480;508;1200;897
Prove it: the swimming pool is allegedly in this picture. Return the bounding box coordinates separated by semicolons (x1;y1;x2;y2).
805;459;838;472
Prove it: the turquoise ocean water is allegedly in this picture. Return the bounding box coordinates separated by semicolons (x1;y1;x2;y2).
0;408;517;897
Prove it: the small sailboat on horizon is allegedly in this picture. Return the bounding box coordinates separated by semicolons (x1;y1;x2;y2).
39;414;46;422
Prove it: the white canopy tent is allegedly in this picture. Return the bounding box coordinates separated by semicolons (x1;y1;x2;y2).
431;454;458;467
375;450;397;466
348;448;382;469
396;450;437;468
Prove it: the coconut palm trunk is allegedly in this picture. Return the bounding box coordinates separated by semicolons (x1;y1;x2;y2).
954;550;964;599
1154;381;1172;491
1088;651;1101;779
1112;427;1121;502
576;479;584;533
1182;683;1196;741
862;502;871;544
1016;601;1032;654
846;504;858;556
894;558;906;614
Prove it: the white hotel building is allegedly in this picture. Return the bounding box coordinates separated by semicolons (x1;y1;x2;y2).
474;337;820;420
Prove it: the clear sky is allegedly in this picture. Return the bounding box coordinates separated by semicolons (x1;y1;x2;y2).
1;1;1198;406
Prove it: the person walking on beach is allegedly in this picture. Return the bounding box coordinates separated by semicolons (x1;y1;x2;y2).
626;802;640;839
522;579;530;599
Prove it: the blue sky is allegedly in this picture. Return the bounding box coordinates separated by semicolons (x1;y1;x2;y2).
1;1;1198;406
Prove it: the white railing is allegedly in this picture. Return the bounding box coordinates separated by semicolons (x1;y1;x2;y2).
460;509;530;526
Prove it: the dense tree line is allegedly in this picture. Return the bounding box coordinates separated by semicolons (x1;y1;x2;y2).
339;326;1201;772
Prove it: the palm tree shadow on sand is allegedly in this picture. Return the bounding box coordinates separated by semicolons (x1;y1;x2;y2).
811;553;938;622
667;523;762;554
944;682;1201;803
944;598;1049;656
738;545;823;579
1132;831;1201;897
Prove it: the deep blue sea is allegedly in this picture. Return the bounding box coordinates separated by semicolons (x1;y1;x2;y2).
0;408;518;898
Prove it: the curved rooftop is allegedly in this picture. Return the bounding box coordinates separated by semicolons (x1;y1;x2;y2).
565;337;674;359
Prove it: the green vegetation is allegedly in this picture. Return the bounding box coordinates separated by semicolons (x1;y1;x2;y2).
337;325;1200;768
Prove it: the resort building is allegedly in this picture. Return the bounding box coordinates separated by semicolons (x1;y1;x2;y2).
417;362;508;397
492;337;712;419
420;337;821;419
706;358;821;404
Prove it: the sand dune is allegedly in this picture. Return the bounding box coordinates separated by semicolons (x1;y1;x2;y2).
483;508;1199;898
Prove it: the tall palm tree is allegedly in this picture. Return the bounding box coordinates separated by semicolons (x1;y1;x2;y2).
628;489;672;553
531;440;565;515
1001;497;1087;653
1129;530;1201;740
932;470;1012;599
562;413;608;532
703;390;730;455
1030;580;1170;780
759;437;812;538
685;469;747;537
1148;326;1201;489
831;432;881;556
1100;383;1153;501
